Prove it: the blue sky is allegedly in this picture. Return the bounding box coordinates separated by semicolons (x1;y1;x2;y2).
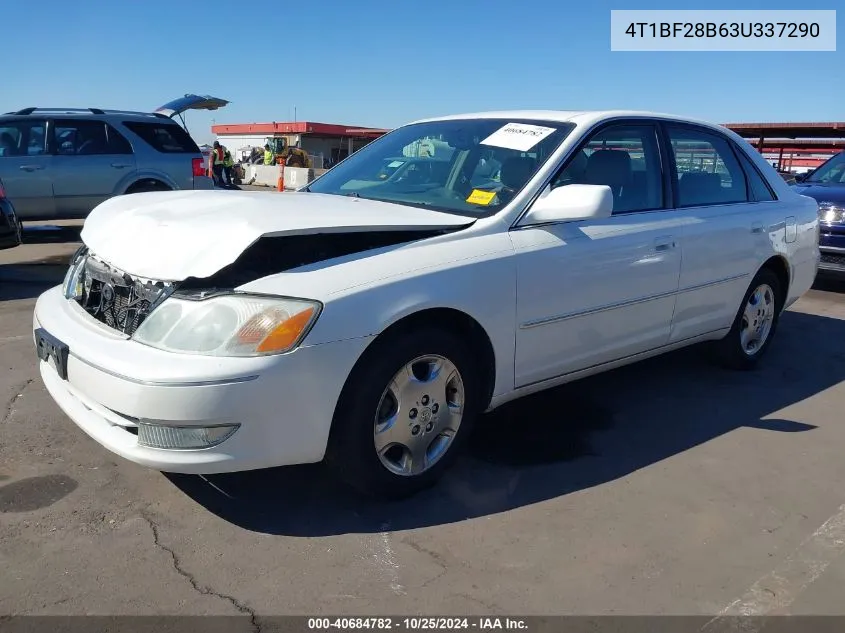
3;0;842;145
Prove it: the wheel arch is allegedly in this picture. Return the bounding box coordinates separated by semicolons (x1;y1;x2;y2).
123;178;173;194
337;306;498;416
759;254;790;308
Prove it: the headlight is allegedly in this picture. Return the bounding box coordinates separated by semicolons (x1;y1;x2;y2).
132;293;322;357
62;246;88;299
819;204;845;225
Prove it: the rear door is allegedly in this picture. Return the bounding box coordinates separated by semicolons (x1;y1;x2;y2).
51;119;137;217
663;123;773;342
121;120;204;190
0;119;55;219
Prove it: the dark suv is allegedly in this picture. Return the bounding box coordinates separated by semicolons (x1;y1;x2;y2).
0;95;228;221
793;151;845;277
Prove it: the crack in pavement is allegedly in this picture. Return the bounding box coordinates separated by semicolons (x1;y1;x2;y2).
141;512;261;632
404;539;450;588
3;379;34;424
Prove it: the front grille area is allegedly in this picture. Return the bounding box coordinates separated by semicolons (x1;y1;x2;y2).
75;256;171;336
820;253;845;269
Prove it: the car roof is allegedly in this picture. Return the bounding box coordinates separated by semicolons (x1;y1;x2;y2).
0;108;177;123
410;109;729;133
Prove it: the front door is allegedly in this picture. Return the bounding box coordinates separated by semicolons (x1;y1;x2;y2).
512;122;684;387
0;119;55;219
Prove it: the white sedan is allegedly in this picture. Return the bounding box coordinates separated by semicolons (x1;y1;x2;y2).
33;110;820;499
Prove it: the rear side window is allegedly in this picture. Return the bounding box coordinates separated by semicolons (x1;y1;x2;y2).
668;126;749;207
122;121;200;153
53;119;134;155
734;146;777;202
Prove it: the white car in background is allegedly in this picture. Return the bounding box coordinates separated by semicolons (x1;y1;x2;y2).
33;110;820;499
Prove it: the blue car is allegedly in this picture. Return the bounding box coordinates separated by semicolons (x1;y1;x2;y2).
792;151;845;277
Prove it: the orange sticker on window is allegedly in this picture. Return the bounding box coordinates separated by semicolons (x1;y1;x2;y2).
466;189;496;205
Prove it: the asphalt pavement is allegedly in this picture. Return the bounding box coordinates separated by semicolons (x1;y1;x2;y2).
2;218;845;620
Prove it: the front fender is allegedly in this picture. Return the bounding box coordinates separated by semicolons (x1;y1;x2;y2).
304;251;518;399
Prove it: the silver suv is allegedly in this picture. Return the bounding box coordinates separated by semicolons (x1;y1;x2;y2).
0;94;228;221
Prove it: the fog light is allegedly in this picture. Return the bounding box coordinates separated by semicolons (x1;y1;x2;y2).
137;422;239;450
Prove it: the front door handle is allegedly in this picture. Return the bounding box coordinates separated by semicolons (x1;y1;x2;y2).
19;164;42;172
751;222;765;234
654;236;676;251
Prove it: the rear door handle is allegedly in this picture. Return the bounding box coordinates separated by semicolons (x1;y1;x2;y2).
111;163;131;169
19;164;42;172
654;236;676;251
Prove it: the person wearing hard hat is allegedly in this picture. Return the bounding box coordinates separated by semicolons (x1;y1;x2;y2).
263;144;276;166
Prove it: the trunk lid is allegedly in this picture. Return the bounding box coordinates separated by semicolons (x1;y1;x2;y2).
154;94;230;118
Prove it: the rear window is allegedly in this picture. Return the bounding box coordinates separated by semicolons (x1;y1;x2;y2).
122;121;200;153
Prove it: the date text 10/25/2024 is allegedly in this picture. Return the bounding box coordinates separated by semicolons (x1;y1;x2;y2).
307;617;528;630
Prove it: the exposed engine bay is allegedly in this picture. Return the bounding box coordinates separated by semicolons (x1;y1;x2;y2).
73;255;172;336
71;227;463;336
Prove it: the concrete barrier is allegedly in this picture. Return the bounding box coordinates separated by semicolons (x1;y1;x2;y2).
240;164;329;189
243;164;281;187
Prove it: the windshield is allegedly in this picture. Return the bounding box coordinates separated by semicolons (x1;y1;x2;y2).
805;152;845;184
306;118;575;216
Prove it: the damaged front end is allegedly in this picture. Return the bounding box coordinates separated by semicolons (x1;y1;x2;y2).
63;227;457;336
63;247;174;336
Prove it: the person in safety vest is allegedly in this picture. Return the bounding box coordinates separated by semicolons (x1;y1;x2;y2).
222;147;235;186
209;141;225;186
263;144;275;165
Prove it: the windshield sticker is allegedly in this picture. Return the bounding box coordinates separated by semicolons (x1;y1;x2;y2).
387;160;405;168
481;123;557;152
466;189;497;206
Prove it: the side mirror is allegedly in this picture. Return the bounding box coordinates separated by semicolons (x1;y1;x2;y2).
793;173;807;183
521;184;614;225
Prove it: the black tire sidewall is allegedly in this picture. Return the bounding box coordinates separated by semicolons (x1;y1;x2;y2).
326;327;481;499
127;182;170;195
719;268;783;369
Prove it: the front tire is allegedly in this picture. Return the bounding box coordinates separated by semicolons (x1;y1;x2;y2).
713;267;783;370
325;327;481;499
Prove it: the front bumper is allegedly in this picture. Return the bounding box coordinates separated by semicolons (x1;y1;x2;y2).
818;227;845;275
33;286;372;473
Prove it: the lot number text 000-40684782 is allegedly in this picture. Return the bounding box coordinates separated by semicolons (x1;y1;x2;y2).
610;10;836;51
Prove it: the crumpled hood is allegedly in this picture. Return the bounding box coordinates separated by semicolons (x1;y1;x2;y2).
81;190;473;281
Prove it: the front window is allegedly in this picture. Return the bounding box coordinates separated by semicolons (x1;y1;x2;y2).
0;120;46;157
306;118;575;216
805;152;845;184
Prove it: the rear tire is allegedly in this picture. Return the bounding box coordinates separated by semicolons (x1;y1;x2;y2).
712;267;784;370
125;180;171;195
325;326;482;500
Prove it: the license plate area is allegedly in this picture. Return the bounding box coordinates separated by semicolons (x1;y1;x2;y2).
35;328;69;380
